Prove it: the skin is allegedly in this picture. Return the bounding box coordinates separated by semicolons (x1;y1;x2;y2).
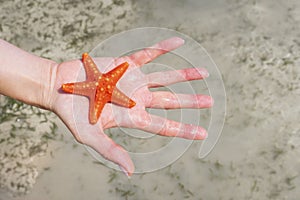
0;37;213;176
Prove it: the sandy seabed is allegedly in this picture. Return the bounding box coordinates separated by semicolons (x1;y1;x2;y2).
0;0;299;199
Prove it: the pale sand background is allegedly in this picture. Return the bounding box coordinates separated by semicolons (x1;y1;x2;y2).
0;0;300;199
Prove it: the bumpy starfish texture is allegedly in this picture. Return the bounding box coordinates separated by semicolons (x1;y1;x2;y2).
61;53;136;124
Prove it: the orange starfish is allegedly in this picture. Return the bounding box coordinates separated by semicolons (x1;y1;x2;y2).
61;53;136;124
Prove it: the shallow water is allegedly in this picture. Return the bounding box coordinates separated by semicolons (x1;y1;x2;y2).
1;0;300;199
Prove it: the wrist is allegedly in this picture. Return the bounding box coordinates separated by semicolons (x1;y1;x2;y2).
48;59;83;113
0;39;59;110
39;60;59;111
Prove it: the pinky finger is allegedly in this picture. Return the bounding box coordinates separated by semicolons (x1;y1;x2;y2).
128;37;184;67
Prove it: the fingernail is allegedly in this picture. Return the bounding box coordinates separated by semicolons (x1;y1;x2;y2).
199;68;209;78
197;95;214;108
208;96;214;107
119;166;131;178
174;37;185;45
199;128;208;139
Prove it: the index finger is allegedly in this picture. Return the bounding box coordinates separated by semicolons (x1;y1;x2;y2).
128;37;184;67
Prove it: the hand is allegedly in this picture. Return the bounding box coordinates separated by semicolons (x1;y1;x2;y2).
50;37;213;176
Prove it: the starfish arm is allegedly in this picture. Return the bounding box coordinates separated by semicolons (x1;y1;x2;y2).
90;92;111;124
105;62;129;83
82;53;101;81
61;81;97;97
111;88;136;108
91;99;106;125
88;97;98;124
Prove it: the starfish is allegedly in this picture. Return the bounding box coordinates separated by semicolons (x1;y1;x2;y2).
61;53;136;124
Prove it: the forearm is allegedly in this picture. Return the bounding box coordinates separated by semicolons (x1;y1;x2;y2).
0;39;58;109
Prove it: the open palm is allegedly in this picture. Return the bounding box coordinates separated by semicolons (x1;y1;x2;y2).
50;37;213;176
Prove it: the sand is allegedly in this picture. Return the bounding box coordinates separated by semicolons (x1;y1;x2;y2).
0;0;299;199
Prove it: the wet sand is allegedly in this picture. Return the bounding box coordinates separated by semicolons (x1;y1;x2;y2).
0;0;299;199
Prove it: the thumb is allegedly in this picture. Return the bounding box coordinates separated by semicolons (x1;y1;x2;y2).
84;130;135;176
